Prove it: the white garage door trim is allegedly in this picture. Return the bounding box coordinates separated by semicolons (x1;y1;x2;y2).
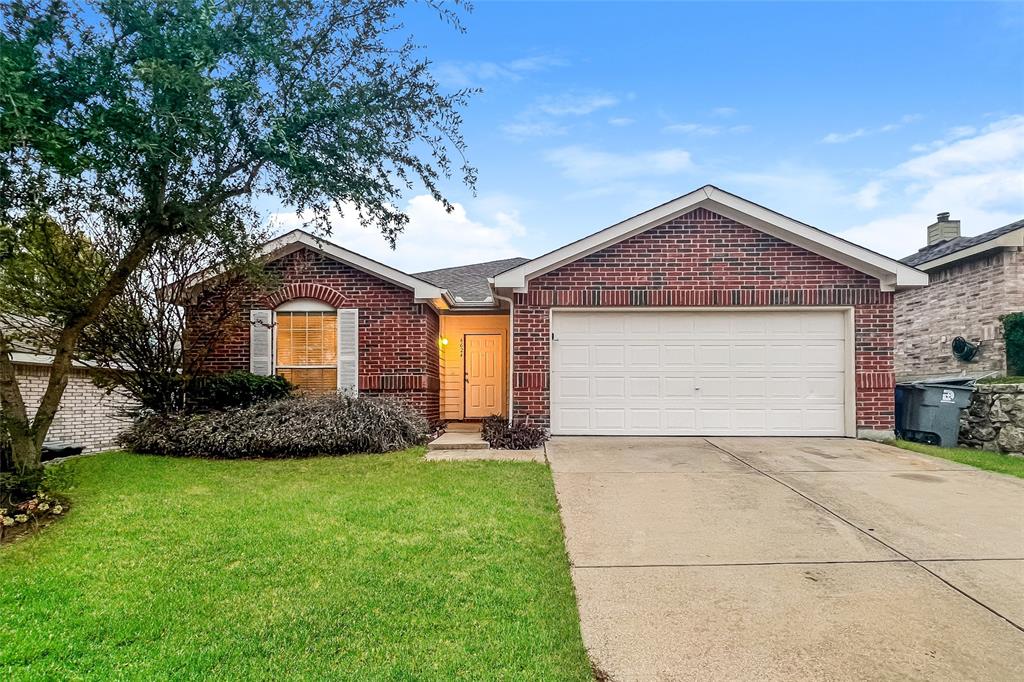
549;307;856;437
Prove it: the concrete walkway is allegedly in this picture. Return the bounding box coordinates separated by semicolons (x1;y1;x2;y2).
548;437;1024;681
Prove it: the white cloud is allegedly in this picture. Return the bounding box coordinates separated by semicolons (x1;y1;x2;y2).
822;114;921;144
664;123;722;136
853;180;884;209
545;145;693;183
535;92;619;116
840;114;1024;257
910;125;977;153
500;120;568;138
270;195;528;272
664;122;752;136
896;115;1024;178
434;54;567;88
502;90;621;139
822;128;869;144
608;117;635;127
712;107;737;117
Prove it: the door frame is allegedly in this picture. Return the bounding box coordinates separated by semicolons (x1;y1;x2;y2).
548;306;856;437
463;332;505;419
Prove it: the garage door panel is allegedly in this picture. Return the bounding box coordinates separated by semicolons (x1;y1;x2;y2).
593;345;625;368
591;314;625;336
594;376;626;398
627;344;660;367
594;408;626;430
698;344;732;367
627;376;661;398
556;345;590;369
663;345;696;366
558;376;591;399
664;377;696;398
550;310;849;436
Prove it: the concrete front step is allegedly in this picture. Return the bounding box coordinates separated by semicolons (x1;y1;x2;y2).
427;431;488;450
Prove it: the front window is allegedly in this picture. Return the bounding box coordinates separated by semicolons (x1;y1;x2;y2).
275;310;337;393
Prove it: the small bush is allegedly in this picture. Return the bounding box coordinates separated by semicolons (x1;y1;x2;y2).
185;371;294;412
119;393;430;458
481;415;548;450
1003;312;1024;376
1;463;74;541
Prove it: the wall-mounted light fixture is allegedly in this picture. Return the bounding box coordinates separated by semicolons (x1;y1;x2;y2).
439;336;449;347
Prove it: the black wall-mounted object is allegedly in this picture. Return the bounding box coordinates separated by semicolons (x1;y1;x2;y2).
951;336;979;362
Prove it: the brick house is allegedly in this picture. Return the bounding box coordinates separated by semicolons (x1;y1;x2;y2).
895;213;1024;381
184;185;926;439
8;353;135;453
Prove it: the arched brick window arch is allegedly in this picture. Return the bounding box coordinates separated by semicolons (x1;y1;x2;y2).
263;283;349;309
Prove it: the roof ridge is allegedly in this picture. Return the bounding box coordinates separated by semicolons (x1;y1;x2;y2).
413;256;529;276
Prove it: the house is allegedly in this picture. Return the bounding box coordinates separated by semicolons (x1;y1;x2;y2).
4;347;134;453
896;213;1024;381
182;185;926;440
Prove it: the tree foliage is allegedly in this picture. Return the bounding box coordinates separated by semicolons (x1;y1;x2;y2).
0;0;474;471
1003;312;1024;376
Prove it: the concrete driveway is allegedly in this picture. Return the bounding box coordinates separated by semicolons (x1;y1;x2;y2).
548;437;1024;681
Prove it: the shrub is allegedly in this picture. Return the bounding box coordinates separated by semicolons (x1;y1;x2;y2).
119;393;430;458
185;371;294;412
481;415;548;450
1;463;74;541
1003;312;1024;376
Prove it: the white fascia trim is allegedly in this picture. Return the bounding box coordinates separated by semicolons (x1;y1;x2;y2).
266;231;445;301
175;229;447;305
492;185;929;292
912;229;1023;272
10;351;130;371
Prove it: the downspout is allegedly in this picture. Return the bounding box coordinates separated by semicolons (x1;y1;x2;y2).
493;292;515;425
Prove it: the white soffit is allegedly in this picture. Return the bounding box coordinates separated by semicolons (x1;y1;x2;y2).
492;185;928;292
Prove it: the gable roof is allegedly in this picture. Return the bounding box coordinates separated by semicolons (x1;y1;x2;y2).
176;229;446;305
901;218;1024;270
415;257;530;303
492;185;928;292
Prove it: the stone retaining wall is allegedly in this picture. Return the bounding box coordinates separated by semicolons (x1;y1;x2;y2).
960;383;1024;456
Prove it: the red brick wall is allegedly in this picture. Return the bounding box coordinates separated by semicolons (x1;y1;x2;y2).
512;208;895;433
187;248;440;422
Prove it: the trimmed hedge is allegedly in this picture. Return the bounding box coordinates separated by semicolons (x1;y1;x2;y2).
119;393;429;458
481;415;548;450
1003;312;1024;376
186;371;294;412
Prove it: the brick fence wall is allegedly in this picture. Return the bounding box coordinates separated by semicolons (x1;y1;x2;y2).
13;363;135;452
512;207;895;433
188;248;440;422
895;248;1023;381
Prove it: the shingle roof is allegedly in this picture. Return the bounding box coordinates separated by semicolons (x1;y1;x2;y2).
414;257;530;302
901;219;1024;267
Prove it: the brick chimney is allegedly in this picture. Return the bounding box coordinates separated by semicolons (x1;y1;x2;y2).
926;212;961;246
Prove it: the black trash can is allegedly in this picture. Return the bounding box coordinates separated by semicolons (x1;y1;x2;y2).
895;381;975;448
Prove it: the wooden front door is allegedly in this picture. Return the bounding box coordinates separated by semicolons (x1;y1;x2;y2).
465;334;504;418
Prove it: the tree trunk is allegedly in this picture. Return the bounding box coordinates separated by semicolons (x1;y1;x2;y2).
2;226;165;472
7;429;40;474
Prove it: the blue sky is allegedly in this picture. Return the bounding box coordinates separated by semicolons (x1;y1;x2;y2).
274;1;1024;271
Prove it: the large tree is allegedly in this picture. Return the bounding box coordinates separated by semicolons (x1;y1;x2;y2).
0;0;474;472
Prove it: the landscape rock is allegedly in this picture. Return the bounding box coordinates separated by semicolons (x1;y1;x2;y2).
958;384;1024;455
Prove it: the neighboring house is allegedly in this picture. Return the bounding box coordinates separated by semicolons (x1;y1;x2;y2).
895;213;1024;381
6;351;135;453
182;185;926;439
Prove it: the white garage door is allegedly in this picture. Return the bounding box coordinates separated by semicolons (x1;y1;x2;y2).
550;309;850;436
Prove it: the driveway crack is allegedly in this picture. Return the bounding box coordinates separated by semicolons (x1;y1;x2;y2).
704;438;1024;634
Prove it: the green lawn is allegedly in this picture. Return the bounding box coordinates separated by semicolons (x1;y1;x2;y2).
1;450;591;680
889;439;1024;479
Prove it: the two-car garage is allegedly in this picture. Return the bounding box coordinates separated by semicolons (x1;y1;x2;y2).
549;309;853;437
